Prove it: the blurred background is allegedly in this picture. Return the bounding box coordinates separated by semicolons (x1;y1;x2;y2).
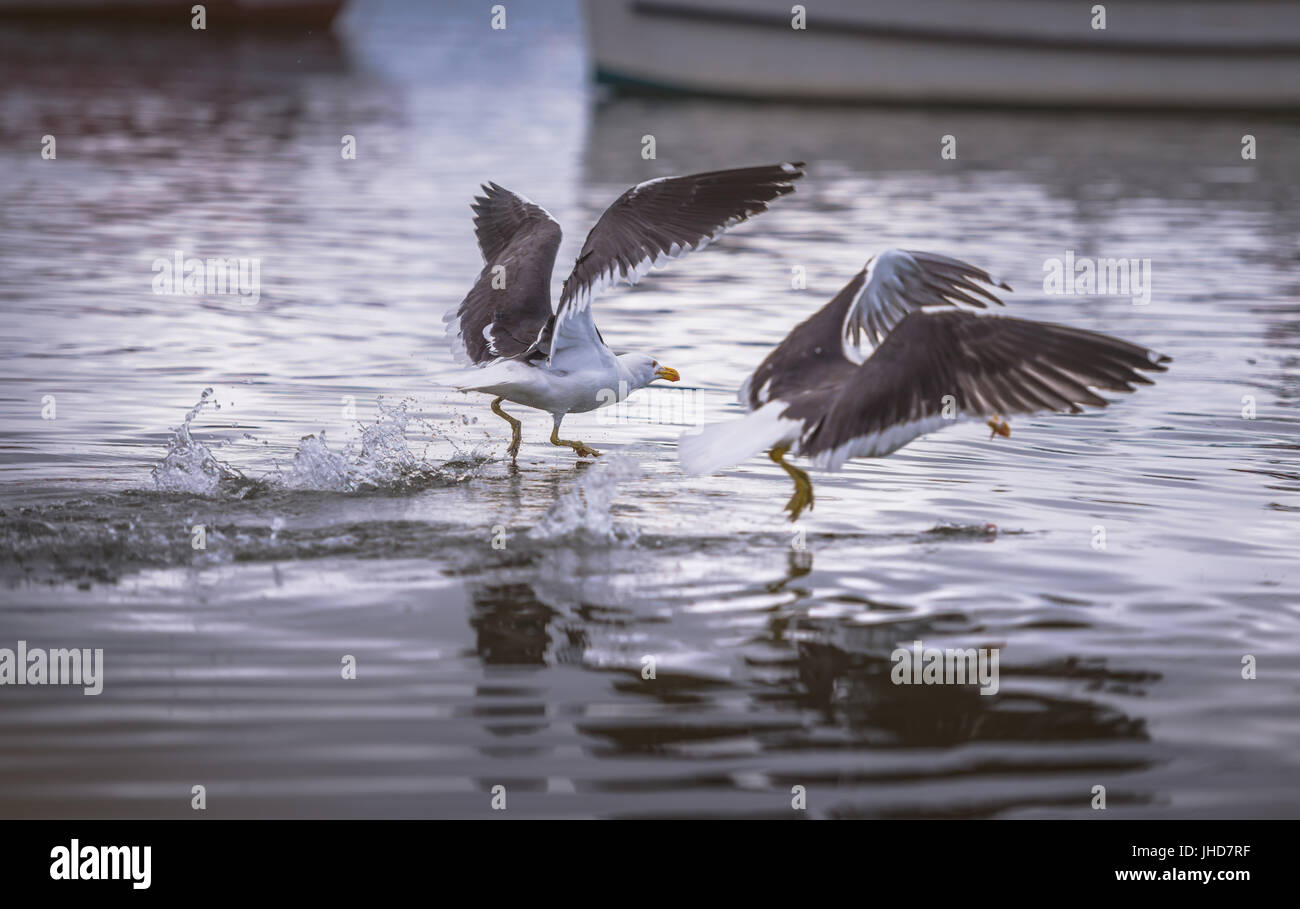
0;0;1298;819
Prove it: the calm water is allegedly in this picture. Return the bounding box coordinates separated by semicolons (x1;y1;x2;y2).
2;1;1298;819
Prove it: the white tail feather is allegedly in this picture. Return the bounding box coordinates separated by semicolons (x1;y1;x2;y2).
430;359;527;393
678;404;798;476
428;367;485;390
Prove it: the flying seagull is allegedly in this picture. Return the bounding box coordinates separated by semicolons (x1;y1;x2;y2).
442;163;806;460
679;249;1170;520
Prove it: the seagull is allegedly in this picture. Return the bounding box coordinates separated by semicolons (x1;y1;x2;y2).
679;249;1170;520
442;163;806;460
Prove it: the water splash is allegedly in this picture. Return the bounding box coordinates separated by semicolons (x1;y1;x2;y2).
282;431;353;491
150;388;244;495
150;391;489;498
529;455;643;543
281;397;466;492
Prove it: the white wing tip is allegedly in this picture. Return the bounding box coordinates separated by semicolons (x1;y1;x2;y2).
736;374;754;409
442;306;473;366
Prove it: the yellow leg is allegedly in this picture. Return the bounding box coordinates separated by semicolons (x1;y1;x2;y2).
987;413;1011;440
769;445;814;522
550;423;600;459
490;397;522;461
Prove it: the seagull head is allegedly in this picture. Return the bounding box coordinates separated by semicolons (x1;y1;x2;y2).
653;361;681;383
617;352;680;391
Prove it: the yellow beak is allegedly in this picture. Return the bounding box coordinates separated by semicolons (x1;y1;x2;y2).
654;366;680;382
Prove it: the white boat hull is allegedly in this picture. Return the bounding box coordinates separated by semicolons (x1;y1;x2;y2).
584;0;1300;108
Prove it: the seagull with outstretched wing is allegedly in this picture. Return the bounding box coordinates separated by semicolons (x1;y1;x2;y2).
679;249;1170;520
442;163;806;460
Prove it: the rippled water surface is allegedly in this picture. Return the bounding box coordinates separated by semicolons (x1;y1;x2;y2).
2;1;1299;819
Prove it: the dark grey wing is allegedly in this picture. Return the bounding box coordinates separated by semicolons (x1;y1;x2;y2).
443;183;562;365
739;267;866;411
548;162;804;369
795;310;1170;470
843;249;1011;351
739;250;1010;411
